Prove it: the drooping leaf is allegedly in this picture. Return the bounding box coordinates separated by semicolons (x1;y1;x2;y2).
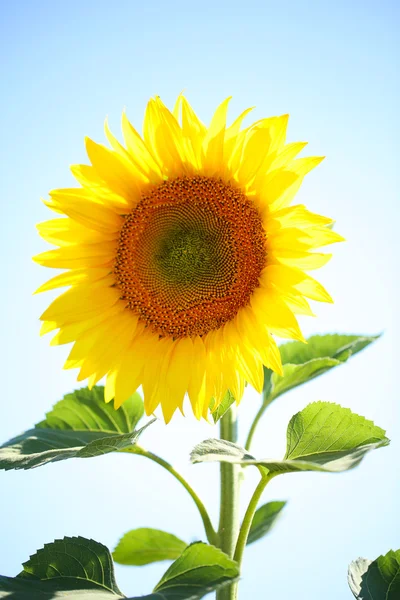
191;402;389;474
348;550;400;599
113;528;187;566
0;387;153;470
153;542;239;598
211;391;236;424
263;334;380;404
0;539;239;600
246;501;287;545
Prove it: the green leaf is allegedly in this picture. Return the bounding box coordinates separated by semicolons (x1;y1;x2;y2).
113;528;187;566
153;542;239;598
246;501;286;545
0;576;121;599
0;539;239;600
37;386;144;432
264;334;380;403
17;535;121;595
348;549;400;599
191;402;389;474
0;386;153;470
211;391;236;424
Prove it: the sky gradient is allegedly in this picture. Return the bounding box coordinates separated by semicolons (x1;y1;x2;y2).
0;1;398;598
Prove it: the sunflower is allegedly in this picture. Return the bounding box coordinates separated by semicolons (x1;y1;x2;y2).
35;96;343;422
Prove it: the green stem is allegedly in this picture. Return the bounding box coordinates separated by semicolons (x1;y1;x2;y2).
245;393;275;451
133;446;217;545
245;402;267;451
216;406;241;600
233;472;274;566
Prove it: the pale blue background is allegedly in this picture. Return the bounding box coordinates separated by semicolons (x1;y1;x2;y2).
0;1;398;598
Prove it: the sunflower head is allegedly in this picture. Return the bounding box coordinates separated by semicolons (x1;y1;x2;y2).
35;95;343;422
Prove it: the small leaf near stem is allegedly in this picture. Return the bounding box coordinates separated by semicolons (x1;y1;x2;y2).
131;446;217;546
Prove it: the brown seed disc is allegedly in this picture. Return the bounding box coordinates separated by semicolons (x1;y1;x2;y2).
114;175;266;338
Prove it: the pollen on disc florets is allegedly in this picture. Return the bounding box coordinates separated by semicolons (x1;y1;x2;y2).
114;175;267;338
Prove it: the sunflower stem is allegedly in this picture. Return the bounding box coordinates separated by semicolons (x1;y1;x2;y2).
245;385;275;450
245;400;270;451
233;471;274;566
216;405;241;600
131;446;218;545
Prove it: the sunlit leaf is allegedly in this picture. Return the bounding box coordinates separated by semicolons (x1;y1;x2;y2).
247;501;286;545
263;334;380;403
113;528;187;566
0;387;153;470
192;402;389;474
348;549;400;599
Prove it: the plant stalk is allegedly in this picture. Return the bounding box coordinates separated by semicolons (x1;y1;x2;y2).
233;472;274;566
216;405;241;600
131;446;218;545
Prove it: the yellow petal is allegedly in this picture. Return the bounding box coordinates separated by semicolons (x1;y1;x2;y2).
85;137;141;203
113;338;147;409
77;311;138;382
45;189;124;231
268;204;334;231
250;287;305;341
40;281;120;323
179;95;207;169
272;250;332;270
50;304;125;346
35;267;111;294
142;336;173;416
105;369;118;403
302;227;345;247
104;118;150;185
237;127;272;185
235;307;283;374
259;169;299;208
143;98;188;177
269;157;325;211
223;321;264;393
70;164;132;211
162;337;193;419
202;97;231;174
224;106;254;160
37;218;118;246
33;241;117;269
121;111;163;182
187;336;207;419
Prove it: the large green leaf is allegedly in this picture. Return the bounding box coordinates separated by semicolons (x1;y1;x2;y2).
17;536;122;594
0;536;123;598
246;501;286;545
0;538;239;600
263;334;379;403
191;402;389;474
348;549;400;599
113;528;187;566
36;386;144;432
0;387;153;470
153;542;239;597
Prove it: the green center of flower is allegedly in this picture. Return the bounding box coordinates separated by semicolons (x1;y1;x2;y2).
155;224;220;285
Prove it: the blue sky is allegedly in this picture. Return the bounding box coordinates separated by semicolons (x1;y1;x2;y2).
0;1;398;598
